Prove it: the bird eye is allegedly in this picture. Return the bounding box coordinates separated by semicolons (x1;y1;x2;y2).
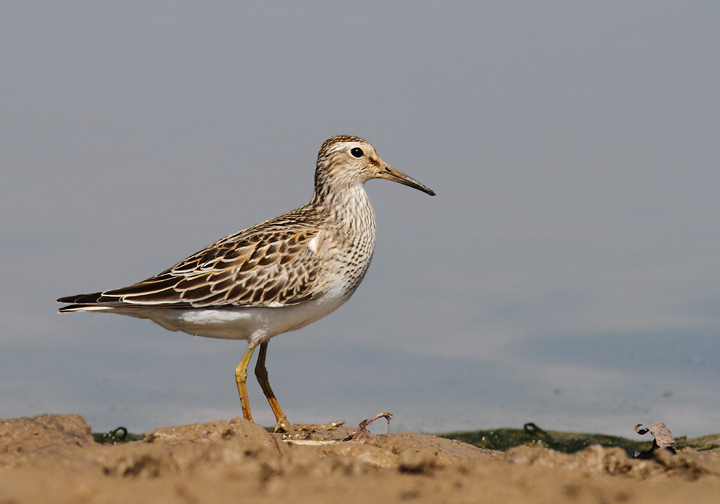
350;147;364;158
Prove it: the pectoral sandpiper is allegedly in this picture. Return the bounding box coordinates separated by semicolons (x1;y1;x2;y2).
58;135;435;431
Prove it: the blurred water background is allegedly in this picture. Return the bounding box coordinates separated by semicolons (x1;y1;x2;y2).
2;2;719;437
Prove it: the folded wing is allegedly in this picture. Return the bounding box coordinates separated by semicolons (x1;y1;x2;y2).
58;228;323;312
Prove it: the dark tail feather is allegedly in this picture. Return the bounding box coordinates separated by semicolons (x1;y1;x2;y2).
57;292;104;304
57;292;122;312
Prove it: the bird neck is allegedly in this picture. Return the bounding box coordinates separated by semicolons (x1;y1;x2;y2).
310;182;376;237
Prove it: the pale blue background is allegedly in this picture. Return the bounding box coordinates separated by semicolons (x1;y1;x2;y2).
2;2;719;437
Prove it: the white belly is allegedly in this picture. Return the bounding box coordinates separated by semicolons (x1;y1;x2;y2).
111;289;351;345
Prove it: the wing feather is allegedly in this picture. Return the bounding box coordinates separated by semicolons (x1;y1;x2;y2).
58;224;327;311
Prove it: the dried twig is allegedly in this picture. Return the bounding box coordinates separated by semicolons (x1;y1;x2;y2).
343;412;393;443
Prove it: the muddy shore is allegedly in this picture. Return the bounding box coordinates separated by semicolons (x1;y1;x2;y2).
1;414;719;503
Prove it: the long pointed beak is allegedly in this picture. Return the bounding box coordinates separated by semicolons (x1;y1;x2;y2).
378;165;435;196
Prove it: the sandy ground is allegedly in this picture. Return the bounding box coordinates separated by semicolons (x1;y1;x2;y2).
1;414;720;503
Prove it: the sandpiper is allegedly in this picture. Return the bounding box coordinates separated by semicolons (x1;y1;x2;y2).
58;135;435;431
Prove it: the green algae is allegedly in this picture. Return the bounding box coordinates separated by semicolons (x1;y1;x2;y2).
438;423;651;456
92;426;144;444
438;423;720;456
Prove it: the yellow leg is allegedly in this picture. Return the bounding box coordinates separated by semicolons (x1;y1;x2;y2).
235;343;257;423
255;341;290;431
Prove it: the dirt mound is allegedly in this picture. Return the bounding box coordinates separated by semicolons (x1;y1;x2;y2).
1;414;719;503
